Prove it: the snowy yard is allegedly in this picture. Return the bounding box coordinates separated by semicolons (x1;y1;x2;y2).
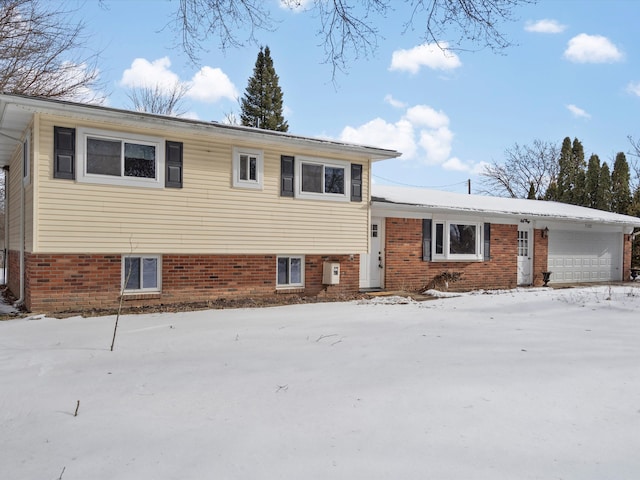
2;286;640;480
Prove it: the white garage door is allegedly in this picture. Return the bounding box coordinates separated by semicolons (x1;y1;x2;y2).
548;230;622;283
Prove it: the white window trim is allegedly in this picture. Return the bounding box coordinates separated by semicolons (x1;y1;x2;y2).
232;146;263;190
433;220;484;261
294;156;350;202
122;254;162;293
76;127;165;188
22;133;30;186
276;255;305;289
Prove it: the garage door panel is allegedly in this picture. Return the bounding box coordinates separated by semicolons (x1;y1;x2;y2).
548;231;622;284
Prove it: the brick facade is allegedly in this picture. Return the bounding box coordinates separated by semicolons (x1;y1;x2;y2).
532;229;549;286
17;252;360;312
383;218;519;292
623;234;632;281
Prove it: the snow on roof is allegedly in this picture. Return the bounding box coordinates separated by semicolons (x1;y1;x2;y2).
372;185;640;226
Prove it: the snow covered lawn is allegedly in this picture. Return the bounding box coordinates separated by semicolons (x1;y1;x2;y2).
2;286;640;479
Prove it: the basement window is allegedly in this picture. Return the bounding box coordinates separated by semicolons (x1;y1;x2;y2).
123;255;161;292
277;255;304;288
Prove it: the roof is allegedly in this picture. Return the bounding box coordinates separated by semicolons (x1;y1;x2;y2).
0;93;401;167
372;185;640;227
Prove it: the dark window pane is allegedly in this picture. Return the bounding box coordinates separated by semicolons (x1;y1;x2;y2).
249;156;257;181
124;143;156;178
301;164;322;193
124;257;140;290
240;154;248;180
290;258;302;284
450;224;476;254
142;258;158;289
435;223;444;255
324;166;344;194
87;138;121;176
277;258;289;285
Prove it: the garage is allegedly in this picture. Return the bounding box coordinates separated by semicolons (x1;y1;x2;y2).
548;230;623;283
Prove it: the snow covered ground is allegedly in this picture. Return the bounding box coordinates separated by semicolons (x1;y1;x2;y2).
2;286;640;480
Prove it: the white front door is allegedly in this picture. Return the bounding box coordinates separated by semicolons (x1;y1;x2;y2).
359;217;384;289
517;225;533;285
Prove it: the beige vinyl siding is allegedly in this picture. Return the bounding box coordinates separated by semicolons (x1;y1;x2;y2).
35;115;370;254
6;124;34;252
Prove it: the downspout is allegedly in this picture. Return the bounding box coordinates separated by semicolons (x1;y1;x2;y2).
3;166;8;285
17;163;24;306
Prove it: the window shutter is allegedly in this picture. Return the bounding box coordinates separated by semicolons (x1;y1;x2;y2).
484;223;491;260
53;126;75;179
165;141;183;188
280;155;294;197
422;219;432;261
351;163;363;202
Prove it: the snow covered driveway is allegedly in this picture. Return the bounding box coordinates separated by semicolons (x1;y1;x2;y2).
1;286;640;479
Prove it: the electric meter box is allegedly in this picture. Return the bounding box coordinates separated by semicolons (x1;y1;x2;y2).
322;262;340;285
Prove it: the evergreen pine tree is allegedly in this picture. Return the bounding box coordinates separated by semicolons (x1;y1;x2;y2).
240;46;289;132
527;182;536;199
557;137;586;205
597;162;612;212
556;137;573;202
611;152;632;214
585;154;601;209
544;181;559;201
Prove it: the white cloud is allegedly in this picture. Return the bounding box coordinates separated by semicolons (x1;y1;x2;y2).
187;66;239;102
418;127;453;165
120;57;181;90
627;82;640;97
405;105;449;129
389;43;462;74
279;0;312;10
566;104;591;119
563;34;624;63
384;94;407;109
442;157;469;172
524;19;567;34
340;104;488;174
120;57;239;104
341;118;417;158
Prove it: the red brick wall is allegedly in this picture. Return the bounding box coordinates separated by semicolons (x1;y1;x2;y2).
383;218;518;292
532;229;549;286
7;249;20;297
623;234;632;281
21;253;360;312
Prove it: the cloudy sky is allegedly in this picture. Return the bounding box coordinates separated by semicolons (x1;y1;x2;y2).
76;0;640;194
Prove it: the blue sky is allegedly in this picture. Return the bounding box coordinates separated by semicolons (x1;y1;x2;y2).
75;0;640;194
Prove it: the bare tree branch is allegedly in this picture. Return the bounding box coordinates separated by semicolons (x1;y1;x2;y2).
167;0;535;76
126;82;189;116
0;0;102;101
478;139;560;199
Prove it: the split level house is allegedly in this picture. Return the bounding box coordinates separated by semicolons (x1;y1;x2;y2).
0;93;400;312
1;93;639;313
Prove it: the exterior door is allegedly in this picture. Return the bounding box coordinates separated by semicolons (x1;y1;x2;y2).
359;217;384;289
517;224;533;285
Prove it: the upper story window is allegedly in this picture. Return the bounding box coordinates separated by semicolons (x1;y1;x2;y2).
295;157;350;201
232;147;263;190
76;128;164;188
433;220;484;261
